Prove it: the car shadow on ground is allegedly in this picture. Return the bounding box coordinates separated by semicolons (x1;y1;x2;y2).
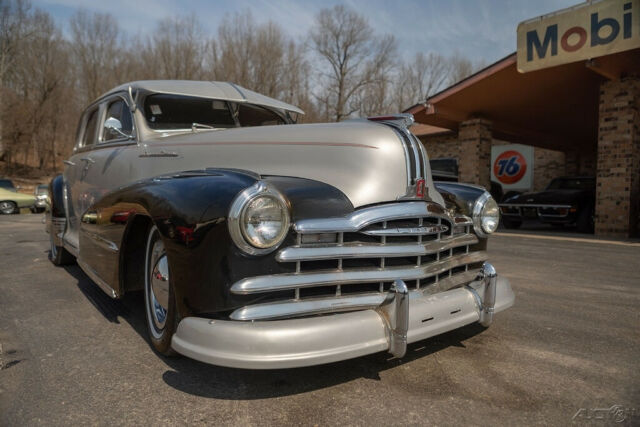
63;261;488;400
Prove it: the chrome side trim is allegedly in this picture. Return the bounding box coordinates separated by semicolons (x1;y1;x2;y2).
294;201;454;234
81;230;119;253
77;259;119;298
231;251;488;294
276;233;478;262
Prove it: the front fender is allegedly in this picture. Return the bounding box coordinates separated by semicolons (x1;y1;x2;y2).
82;169;354;318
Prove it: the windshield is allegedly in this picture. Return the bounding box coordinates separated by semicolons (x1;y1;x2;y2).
36;185;48;195
547;177;594;190
144;94;236;130
143;94;288;131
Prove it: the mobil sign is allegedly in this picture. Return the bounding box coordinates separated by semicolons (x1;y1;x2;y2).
491;144;534;191
517;0;640;73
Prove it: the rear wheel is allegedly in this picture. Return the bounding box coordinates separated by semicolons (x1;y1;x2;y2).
50;233;75;265
144;225;178;356
502;217;522;229
0;201;17;215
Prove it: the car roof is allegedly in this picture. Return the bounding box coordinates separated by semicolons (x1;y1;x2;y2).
96;80;304;115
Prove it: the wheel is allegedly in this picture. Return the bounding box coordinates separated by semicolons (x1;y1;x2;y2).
0;201;17;214
576;207;594;233
502;217;522;229
144;225;178;355
49;232;75;265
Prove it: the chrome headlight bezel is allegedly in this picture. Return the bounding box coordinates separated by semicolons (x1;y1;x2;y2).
472;192;500;238
228;181;291;255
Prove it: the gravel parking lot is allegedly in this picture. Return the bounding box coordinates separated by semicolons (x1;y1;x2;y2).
1;214;638;425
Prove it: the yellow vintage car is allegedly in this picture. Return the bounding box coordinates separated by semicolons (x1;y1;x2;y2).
0;179;36;214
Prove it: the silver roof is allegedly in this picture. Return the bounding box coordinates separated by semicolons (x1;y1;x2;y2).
99;80;304;115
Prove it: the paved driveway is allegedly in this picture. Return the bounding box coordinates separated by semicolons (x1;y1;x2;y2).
1;214;638;425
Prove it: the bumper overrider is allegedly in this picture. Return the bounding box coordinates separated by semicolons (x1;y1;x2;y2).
171;262;514;369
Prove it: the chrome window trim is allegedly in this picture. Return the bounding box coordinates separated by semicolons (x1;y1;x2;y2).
499;203;572;209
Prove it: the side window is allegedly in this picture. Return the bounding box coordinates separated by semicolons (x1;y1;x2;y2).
82;108;99;147
102;99;133;142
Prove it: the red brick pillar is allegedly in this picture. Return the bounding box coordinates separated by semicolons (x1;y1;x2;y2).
595;77;640;237
458;118;492;189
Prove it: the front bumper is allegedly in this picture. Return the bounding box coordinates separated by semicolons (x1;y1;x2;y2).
171;264;514;369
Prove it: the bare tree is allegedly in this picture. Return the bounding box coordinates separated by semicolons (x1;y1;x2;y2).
0;0;32;160
310;5;396;121
447;53;474;86
147;14;205;80
69;9;120;103
393;52;450;111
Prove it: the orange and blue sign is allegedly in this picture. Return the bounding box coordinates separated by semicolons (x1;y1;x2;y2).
493;150;527;185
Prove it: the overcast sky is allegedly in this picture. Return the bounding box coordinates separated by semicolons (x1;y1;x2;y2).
34;0;579;65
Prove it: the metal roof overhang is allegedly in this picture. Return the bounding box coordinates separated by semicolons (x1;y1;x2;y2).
407;48;640;153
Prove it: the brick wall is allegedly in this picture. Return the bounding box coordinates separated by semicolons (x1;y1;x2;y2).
457;119;492;189
595;77;640;237
420;130;569;192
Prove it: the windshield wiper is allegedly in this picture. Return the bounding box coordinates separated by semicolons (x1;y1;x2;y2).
191;122;215;132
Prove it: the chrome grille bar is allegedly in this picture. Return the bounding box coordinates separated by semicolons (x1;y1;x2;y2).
361;224;449;236
294;201;452;234
229;268;482;321
231;251;488;295
276;234;478;262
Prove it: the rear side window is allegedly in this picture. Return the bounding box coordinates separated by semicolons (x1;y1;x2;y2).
144;94;236;130
82;108;99;147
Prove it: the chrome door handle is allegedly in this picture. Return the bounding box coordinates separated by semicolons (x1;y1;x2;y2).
63;160;75;166
80;157;95;164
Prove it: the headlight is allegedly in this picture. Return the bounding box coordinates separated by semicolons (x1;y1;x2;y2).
472;192;500;237
228;182;290;255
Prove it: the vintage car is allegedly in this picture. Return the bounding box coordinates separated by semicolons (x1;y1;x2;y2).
31;184;49;213
0;179;36;214
499;176;595;232
46;80;514;369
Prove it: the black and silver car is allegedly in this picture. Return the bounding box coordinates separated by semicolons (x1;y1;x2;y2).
499;176;595;232
45;80;514;369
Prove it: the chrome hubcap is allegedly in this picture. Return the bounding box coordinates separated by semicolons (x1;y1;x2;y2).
146;227;169;339
0;202;13;214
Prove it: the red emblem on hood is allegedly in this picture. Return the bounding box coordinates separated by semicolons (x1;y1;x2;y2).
416;178;425;198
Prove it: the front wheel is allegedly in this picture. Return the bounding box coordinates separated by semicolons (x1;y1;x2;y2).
0;201;17;214
144;225;178;356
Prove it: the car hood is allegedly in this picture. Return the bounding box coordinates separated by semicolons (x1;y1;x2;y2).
504;189;592;205
142;121;444;208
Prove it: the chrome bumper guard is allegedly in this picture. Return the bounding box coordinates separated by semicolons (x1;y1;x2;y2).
171;262;513;369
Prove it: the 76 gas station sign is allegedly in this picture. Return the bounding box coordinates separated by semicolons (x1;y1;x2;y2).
491;144;534;191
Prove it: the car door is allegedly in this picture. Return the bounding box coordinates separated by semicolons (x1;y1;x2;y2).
63;103;102;251
75;95;139;287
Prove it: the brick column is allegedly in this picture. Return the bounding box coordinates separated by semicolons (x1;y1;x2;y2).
458;118;492;189
595;77;640;237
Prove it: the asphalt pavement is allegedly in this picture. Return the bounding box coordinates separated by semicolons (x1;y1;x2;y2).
1;214;638;425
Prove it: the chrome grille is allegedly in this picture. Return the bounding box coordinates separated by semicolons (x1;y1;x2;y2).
230;201;487;321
